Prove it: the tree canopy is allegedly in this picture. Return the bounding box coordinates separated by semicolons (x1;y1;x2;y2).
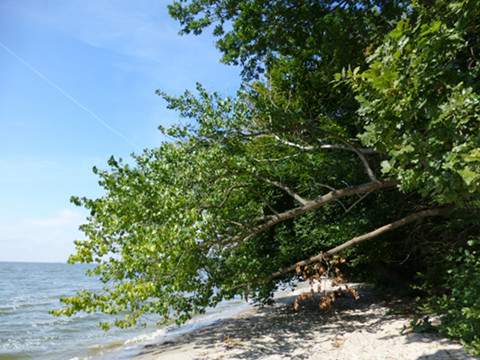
54;0;480;353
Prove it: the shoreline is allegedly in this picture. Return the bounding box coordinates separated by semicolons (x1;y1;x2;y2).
130;282;478;360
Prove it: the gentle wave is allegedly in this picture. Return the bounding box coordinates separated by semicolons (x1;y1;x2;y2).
0;262;249;360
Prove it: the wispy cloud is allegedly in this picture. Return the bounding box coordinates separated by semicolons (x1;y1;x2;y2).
1;0;218;63
0;0;240;95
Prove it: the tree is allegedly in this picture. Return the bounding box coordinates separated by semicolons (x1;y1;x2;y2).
54;86;410;328
55;0;480;352
351;0;480;205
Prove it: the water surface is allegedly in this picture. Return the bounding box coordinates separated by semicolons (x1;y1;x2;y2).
0;262;248;360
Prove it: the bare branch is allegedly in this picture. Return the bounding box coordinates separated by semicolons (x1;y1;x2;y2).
271;207;451;279
326;207;451;255
265;202;280;216
350;146;378;181
262;178;309;205
252;153;301;162
200;184;248;209
273;135;315;150
343;190;372;215
317;183;337;192
318;143;378;155
237;180;397;244
226;220;245;227
270;135;379;181
261;134;378;155
318;141;378;181
317;184;347;210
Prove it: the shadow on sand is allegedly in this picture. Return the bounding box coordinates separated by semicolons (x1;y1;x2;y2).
135;287;476;360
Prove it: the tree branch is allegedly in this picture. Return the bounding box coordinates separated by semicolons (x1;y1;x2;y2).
318;141;378;181
343;190;372;215
200;184;248;209
252;153;301;163
237;180;397;244
316;184;347;210
262;178;308;205
349;145;378;181
270;135;379;181
318;143;378;155
273;135;377;155
271;207;452;279
273;135;315;150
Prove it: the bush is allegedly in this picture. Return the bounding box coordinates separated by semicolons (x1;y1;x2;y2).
425;239;480;354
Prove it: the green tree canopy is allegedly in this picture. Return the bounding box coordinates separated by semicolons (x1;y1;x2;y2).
55;0;480;352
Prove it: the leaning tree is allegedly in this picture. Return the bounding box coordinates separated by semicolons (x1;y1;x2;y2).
55;0;480;350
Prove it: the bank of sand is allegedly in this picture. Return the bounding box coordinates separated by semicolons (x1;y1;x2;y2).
133;282;478;360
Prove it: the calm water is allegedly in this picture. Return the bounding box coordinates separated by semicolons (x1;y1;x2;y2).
0;262;248;360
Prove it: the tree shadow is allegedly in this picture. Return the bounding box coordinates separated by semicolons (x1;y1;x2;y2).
134;286;476;359
416;349;475;360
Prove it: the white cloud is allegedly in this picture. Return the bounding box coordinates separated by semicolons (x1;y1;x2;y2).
0;0;240;95
2;0;218;63
0;209;86;263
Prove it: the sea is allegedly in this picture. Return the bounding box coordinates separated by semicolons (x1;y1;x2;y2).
0;262;250;360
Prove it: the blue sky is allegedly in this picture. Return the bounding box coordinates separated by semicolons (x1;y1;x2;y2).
0;0;240;262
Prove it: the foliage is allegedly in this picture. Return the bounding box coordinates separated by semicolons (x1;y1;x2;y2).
53;87;397;327
351;0;480;205
419;239;480;354
168;0;405;78
54;0;480;354
349;1;480;351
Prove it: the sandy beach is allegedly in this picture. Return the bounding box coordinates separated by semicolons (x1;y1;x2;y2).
133;283;478;360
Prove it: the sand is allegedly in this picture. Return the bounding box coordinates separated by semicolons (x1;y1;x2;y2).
133;283;478;360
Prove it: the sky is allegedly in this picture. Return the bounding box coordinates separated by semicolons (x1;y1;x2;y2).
0;0;240;262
